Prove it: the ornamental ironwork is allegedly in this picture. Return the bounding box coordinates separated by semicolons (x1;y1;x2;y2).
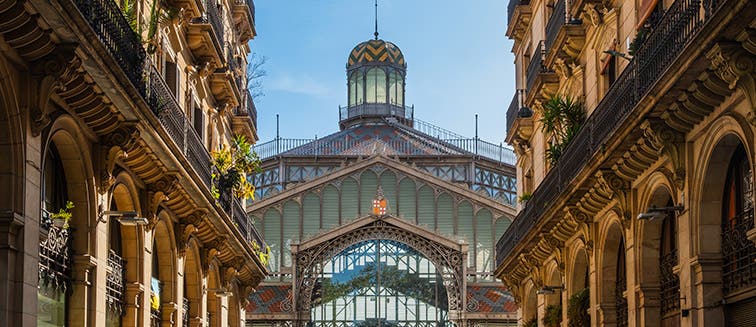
38;211;72;297
106;250;126;316
293;219;466;318
150;309;161;327
615;277;628;327
722;209;756;295
183;297;190;327
659;249;680;316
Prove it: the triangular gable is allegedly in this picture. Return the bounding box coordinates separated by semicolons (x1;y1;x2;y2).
248;154;517;220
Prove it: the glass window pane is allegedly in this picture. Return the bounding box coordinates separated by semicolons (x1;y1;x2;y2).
397;79;404;106
366;68;377;103
376;68;386;103
356;72;364;104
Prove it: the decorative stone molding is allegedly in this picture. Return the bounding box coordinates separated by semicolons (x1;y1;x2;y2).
707;41;756;113
29;44;79;136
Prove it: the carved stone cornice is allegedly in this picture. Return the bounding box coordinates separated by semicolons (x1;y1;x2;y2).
29;43;79;136
706;41;756;114
595;170;631;221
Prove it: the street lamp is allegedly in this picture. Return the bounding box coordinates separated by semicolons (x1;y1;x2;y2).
536;285;565;295
636;205;684;221
99;210;149;226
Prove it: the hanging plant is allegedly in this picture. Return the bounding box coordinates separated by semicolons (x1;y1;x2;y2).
211;135;262;201
50;201;74;229
539;94;585;164
568;288;591;327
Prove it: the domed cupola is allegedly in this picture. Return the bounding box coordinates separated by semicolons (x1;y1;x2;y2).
340;36;411;130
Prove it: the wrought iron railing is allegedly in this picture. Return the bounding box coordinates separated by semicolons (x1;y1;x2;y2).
506;89;527;134
206;0;224;49
722;209;756;295
106;250;126;316
660;249;680;316
496;0;718;266
339;104;414;122
72;0;146;96
526;41;547;92
545;0;566;52
150;309;161;327
507;0;530;24
248;93;257;130
413;118;467;140
616;277;628;327
183;297;190;327
38;209;71;296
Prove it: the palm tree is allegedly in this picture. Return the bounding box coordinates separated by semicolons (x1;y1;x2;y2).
539;95;585;164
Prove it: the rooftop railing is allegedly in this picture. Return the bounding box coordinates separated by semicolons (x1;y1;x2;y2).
497;0;717;266
339;104;414;122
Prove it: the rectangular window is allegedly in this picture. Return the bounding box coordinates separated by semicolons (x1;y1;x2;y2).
165;60;180;99
193;104;203;142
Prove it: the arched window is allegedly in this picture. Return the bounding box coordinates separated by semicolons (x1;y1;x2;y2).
660;200;680;323
38;143;71;327
366;68;387;103
349;71;363;106
722;145;755;297
616;238;628;327
106;199;125;327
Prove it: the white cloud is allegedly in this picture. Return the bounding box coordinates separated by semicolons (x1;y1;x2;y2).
268;72;333;97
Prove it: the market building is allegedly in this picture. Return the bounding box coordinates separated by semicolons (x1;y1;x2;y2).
245;36;520;326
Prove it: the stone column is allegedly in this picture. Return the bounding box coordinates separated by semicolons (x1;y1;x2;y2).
0;211;27;327
69;254;96;327
689;255;724;326
123;282;145;327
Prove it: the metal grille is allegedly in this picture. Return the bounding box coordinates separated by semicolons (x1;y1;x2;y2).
660;250;680;316
38;210;72;296
722;209;756;295
106;250;126;316
183;297;190;327
616;277;628;327
151;309;161;327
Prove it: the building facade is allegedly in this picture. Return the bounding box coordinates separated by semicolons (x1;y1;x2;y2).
496;0;755;325
0;0;266;326
245;38;520;326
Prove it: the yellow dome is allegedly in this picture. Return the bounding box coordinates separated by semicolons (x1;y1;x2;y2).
347;39;405;67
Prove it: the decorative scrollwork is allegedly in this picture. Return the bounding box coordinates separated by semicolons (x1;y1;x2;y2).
293;219;466;314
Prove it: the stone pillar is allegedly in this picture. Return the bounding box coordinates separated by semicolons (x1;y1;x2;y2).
123;282;145;327
689;255;724;326
635;285;661;327
0;211;27;327
69;254;96;327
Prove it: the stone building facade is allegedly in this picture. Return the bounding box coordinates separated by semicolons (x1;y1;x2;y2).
496;0;756;325
0;0;266;326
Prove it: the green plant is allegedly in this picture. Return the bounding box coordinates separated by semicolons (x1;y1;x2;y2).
628;27;649;56
543;304;563;327
523;317;538;327
539;94;585;164
211;135;262;201
50;201;75;228
518;193;533;203
567;288;591;327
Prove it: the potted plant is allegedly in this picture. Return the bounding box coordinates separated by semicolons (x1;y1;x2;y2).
543;304;563;327
50;201;74;229
568;288;591;327
539;94;585;164
518;192;533;204
211;135;262;202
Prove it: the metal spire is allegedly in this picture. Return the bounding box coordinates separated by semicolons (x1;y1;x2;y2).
374;0;379;39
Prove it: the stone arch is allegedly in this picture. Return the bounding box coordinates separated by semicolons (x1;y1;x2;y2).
110;172;144;283
228;281;242;327
567;243;590;297
41;114;97;324
0;54;23;213
692;118;753;256
184;237;204;321
596;214;626;322
206;258;223;326
293;219;466;319
151;209;179;311
522;279;538;322
543;260;563;307
636;177;675;286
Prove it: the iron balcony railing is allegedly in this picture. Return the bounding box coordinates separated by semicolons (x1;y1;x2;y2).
106;250;126;316
497;0;719;266
544;0;566;52
526;41;547;92
253;136;516;166
507;0;530;25
506;89;527;134
70;0;268;257
205;0;224;50
183;297;190;327
73;0;146;96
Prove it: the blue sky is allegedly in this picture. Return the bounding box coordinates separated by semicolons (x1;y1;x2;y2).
249;1;515;143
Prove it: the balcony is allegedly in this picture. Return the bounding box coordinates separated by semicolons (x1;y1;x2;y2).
187;0;224;69
506;0;532;43
525;41;558;103
210;51;242;109
232;0;256;42
544;0;586;68
496;0;724;267
338;104;414;129
505;89;533;146
232;91;259;142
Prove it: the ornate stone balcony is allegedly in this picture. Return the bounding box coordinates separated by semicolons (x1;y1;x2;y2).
232;91;259;142
525;41;558;105
232;0;256;42
543;0;586;68
187;0;225;70
506;0;532;44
